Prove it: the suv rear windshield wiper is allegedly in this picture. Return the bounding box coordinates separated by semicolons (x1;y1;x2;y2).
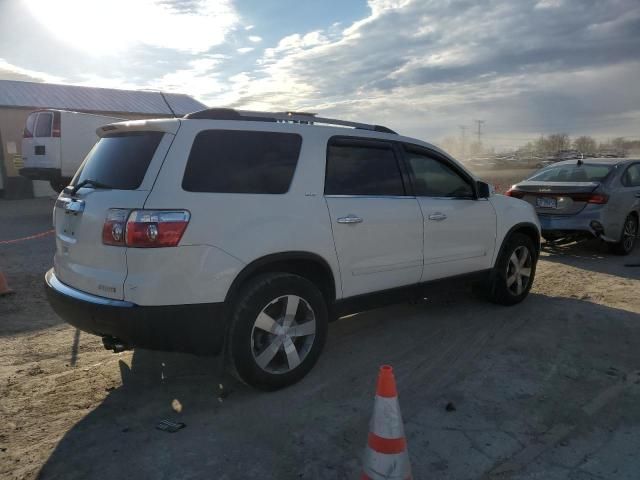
64;179;114;195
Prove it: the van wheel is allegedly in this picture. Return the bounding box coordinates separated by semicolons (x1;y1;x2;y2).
611;214;638;255
49;179;67;193
487;233;537;305
227;273;328;390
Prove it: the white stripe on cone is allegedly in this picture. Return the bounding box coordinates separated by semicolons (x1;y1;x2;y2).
370;395;406;439
363;448;412;480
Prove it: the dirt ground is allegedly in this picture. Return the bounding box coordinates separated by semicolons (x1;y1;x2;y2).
1;192;639;480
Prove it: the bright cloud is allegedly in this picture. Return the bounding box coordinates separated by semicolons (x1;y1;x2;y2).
0;58;63;83
24;0;238;54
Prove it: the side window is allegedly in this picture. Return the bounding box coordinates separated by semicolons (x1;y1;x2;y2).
182;130;302;194
35;112;53;138
324;142;405;196
405;149;474;198
623;164;640;187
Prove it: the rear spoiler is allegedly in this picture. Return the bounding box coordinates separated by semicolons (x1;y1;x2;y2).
97;118;180;137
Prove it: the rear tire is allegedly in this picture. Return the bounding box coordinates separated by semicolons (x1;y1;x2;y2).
227;273;328;390
487;233;537;306
611;214;638;256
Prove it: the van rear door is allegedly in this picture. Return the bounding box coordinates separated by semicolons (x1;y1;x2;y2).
53;124;177;300
22;111;61;171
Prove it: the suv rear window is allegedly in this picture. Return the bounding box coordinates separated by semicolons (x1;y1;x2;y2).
528;164;613;182
182;130;302;194
75;132;164;190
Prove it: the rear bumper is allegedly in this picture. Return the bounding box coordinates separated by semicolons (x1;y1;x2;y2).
45;269;227;355
19;167;62;181
538;208;617;242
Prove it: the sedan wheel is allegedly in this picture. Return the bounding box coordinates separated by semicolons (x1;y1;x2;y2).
622;216;638;253
612;214;638;255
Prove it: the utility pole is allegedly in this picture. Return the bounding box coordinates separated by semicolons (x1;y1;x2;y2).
459;125;468;160
474;119;485;144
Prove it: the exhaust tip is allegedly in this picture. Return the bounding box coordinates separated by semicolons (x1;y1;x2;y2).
590;220;604;237
102;336;130;353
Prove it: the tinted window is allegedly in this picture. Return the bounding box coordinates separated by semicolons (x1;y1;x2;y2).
528;164;613;182
35;112;52;137
623;164;640;187
76;132;164;190
405;150;474;198
182;130;302;194
325;143;404;196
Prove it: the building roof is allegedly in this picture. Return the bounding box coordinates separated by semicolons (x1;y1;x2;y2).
0;79;207;116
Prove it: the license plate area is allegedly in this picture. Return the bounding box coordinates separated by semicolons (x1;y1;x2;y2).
56;198;85;239
536;196;557;209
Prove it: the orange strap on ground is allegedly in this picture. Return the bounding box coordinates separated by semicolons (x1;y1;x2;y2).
0;229;54;245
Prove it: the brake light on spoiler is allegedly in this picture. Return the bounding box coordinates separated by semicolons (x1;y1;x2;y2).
505;189;609;204
102;209;190;247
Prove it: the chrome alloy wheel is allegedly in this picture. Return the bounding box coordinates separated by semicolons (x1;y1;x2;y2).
622;216;638;253
251;295;316;374
506;245;533;296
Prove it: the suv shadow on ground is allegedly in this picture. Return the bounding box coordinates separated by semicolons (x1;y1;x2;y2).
541;239;640;280
36;292;640;480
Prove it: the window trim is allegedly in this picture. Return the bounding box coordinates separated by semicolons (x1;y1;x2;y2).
181;129;303;195
323;136;410;197
621;162;640;188
400;143;479;200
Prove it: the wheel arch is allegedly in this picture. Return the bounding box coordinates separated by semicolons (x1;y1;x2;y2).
495;222;541;266
225;251;337;305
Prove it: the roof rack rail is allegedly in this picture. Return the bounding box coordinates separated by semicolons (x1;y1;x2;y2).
183;108;397;134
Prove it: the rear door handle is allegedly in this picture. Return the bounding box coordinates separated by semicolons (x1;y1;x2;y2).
337;215;363;224
635;193;640;198
428;212;447;221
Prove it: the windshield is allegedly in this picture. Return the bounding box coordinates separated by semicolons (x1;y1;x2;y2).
527;164;614;183
75;132;164;190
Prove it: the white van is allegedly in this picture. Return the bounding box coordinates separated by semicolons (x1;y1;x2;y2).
20;110;123;192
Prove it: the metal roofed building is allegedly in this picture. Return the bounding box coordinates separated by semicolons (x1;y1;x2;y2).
0;79;207;198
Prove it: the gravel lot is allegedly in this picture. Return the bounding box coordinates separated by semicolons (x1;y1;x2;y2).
1;194;639;480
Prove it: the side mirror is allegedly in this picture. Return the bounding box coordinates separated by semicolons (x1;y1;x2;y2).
476;181;492;199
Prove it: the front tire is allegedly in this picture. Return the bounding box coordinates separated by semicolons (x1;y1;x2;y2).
227;273;328;390
611;214;638;256
487;232;537;305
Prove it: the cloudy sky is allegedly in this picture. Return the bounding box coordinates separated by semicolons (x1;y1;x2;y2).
0;0;639;149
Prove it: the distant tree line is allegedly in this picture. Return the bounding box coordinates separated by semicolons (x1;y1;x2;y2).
438;133;639;161
518;134;637;157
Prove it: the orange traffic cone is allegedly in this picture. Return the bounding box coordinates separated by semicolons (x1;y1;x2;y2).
0;271;14;296
361;365;412;480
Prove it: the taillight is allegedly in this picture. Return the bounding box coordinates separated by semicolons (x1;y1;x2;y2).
102;209;190;247
52;111;61;137
102;209;129;246
126;210;190;247
570;193;609;204
505;188;525;199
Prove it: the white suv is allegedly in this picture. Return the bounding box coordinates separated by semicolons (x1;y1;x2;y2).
45;109;541;390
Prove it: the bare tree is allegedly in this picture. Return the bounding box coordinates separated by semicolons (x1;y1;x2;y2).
547;133;571;153
573;136;597;155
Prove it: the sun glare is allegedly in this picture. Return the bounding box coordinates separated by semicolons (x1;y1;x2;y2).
24;0;238;54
